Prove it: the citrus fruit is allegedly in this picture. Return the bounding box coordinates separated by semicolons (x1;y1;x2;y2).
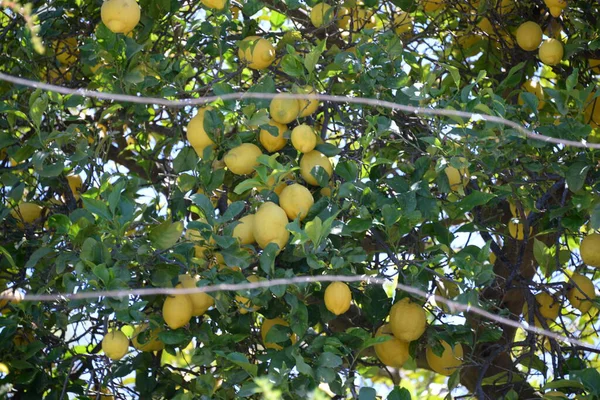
201;0;226;10
518;80;545;110
590;59;600;74
10;202;43;226
445;161;469;191
567;273;596;314
187;107;215;157
538;39;563;66
224;143;262;175
394;11;413;35
580;234;600;267
585;93;600;129
102;330;129;360
162;294;193;329
278;183;314;221
508;221;532;240
259;120;288;153
523;292;559;326
132;324;164;352
295;85;319;117
300;150;332;186
433;279;460;313
238;36;276;70
232;214;256;245
426;340;463;376
66;174;83;199
373;324;410;368
235;275;261;314
53;37;78;66
515;22;542;51
423;0;444;13
310;3;333;28
270;93;300;124
253;201;290;251
389;298;427;342
291;124;317;153
261;317;297;350
0;288;23;315
177;274;214;316
324;282;352;315
101;0;141;34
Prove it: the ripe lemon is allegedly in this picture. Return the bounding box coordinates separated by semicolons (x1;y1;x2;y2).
423;0;444;13
0;288;23;315
270;93;300;124
433;279;460;313
295;85;320;117
508;221;532;240
177;274;214;316
590;59;600;74
394;11;413;35
10;202;43;226
426;340;463;376
259;120;288;153
515;22;542;51
66;174;83;199
567;273;596;313
539;39;563;66
509;201;530;218
518;80;545;110
324;282;352;315
253;202;290;250
389;298;427;342
53;37;78;66
580;234;600;267
585;93;600;129
291;124;317;153
523;292;559;326
187;107;215;157
310;3;333;28
12;329;34;347
201;0;226;10
185;228;208;258
373;324;410;368
101;0;141;34
238;36;276;70
102;330;129;360
162;294;193;329
445;162;468;191
300;150;333;186
233;214;256;245
224;143;262;175
261;317;297;350
279;184;314;221
235;275;261;314
132;324;164;352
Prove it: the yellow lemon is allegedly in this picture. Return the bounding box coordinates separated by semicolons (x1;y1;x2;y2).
270;93;300;124
185;228;209;259
101;0;141;34
132;324;164;352
238;36;276;70
394;11;413;35
426;340;463;376
162;294;193;329
261;317;297;350
12;329;34;347
539;39;563;66
585;93;600;129
589;59;600;74
373;324;410;368
235;275;261;314
580;234;600;267
259;120;288;153
300;150;333;186
291;124;318;153
102;330;129;360
233;214;256;245
187;107;215;157
66;174;83;199
445;162;469;191
515;22;543;51
389;298;427;342
201;0;226;10
433;279;460;313
523;292;560;326
10;202;43;226
518;79;545;110
278;183;314;221
324;282;352;315
53;37;78;66
224;143;262;175
253;201;290;251
0;288;24;315
177;274;214;316
310;3;333;28
567;273;596;314
508;221;532;240
295;85;320;117
423;0;445;13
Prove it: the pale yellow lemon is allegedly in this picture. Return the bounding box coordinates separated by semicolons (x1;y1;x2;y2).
259;120;288;153
224;143;262;175
186;107;215;157
253;202;290;251
373;324;410;368
580;234;600;267
291;124;318;153
162;294;193;329
101;0;141;34
238;36;276;70
278;183;314;221
300;150;333;186
567;273;596;313
270;93;300;124
389;298;427;342
324;282;352;315
516;22;542;51
310;3;333;28
539;39;563;66
426;340;463;376
177;274;214;316
102;330;129;360
232;214;256;245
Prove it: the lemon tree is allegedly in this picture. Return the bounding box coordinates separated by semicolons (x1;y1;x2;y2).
3;0;600;399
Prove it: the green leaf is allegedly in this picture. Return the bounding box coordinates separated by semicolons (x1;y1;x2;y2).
149;221;184;250
93;264;109;284
291;349;313;377
315;143;342;156
456;192;496;213
173;147;198;173
222;352;258;377
317;352;342;368
533;238;552;276
305;39;327;74
259;243;279;275
25;247;53;269
387;387;411;400
566;161;590;193
158;329;190;345
335;160;358;182
305;217;322;246
219;201;245;223
358;387;377;400
281;54;305;77
82;197;112;221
